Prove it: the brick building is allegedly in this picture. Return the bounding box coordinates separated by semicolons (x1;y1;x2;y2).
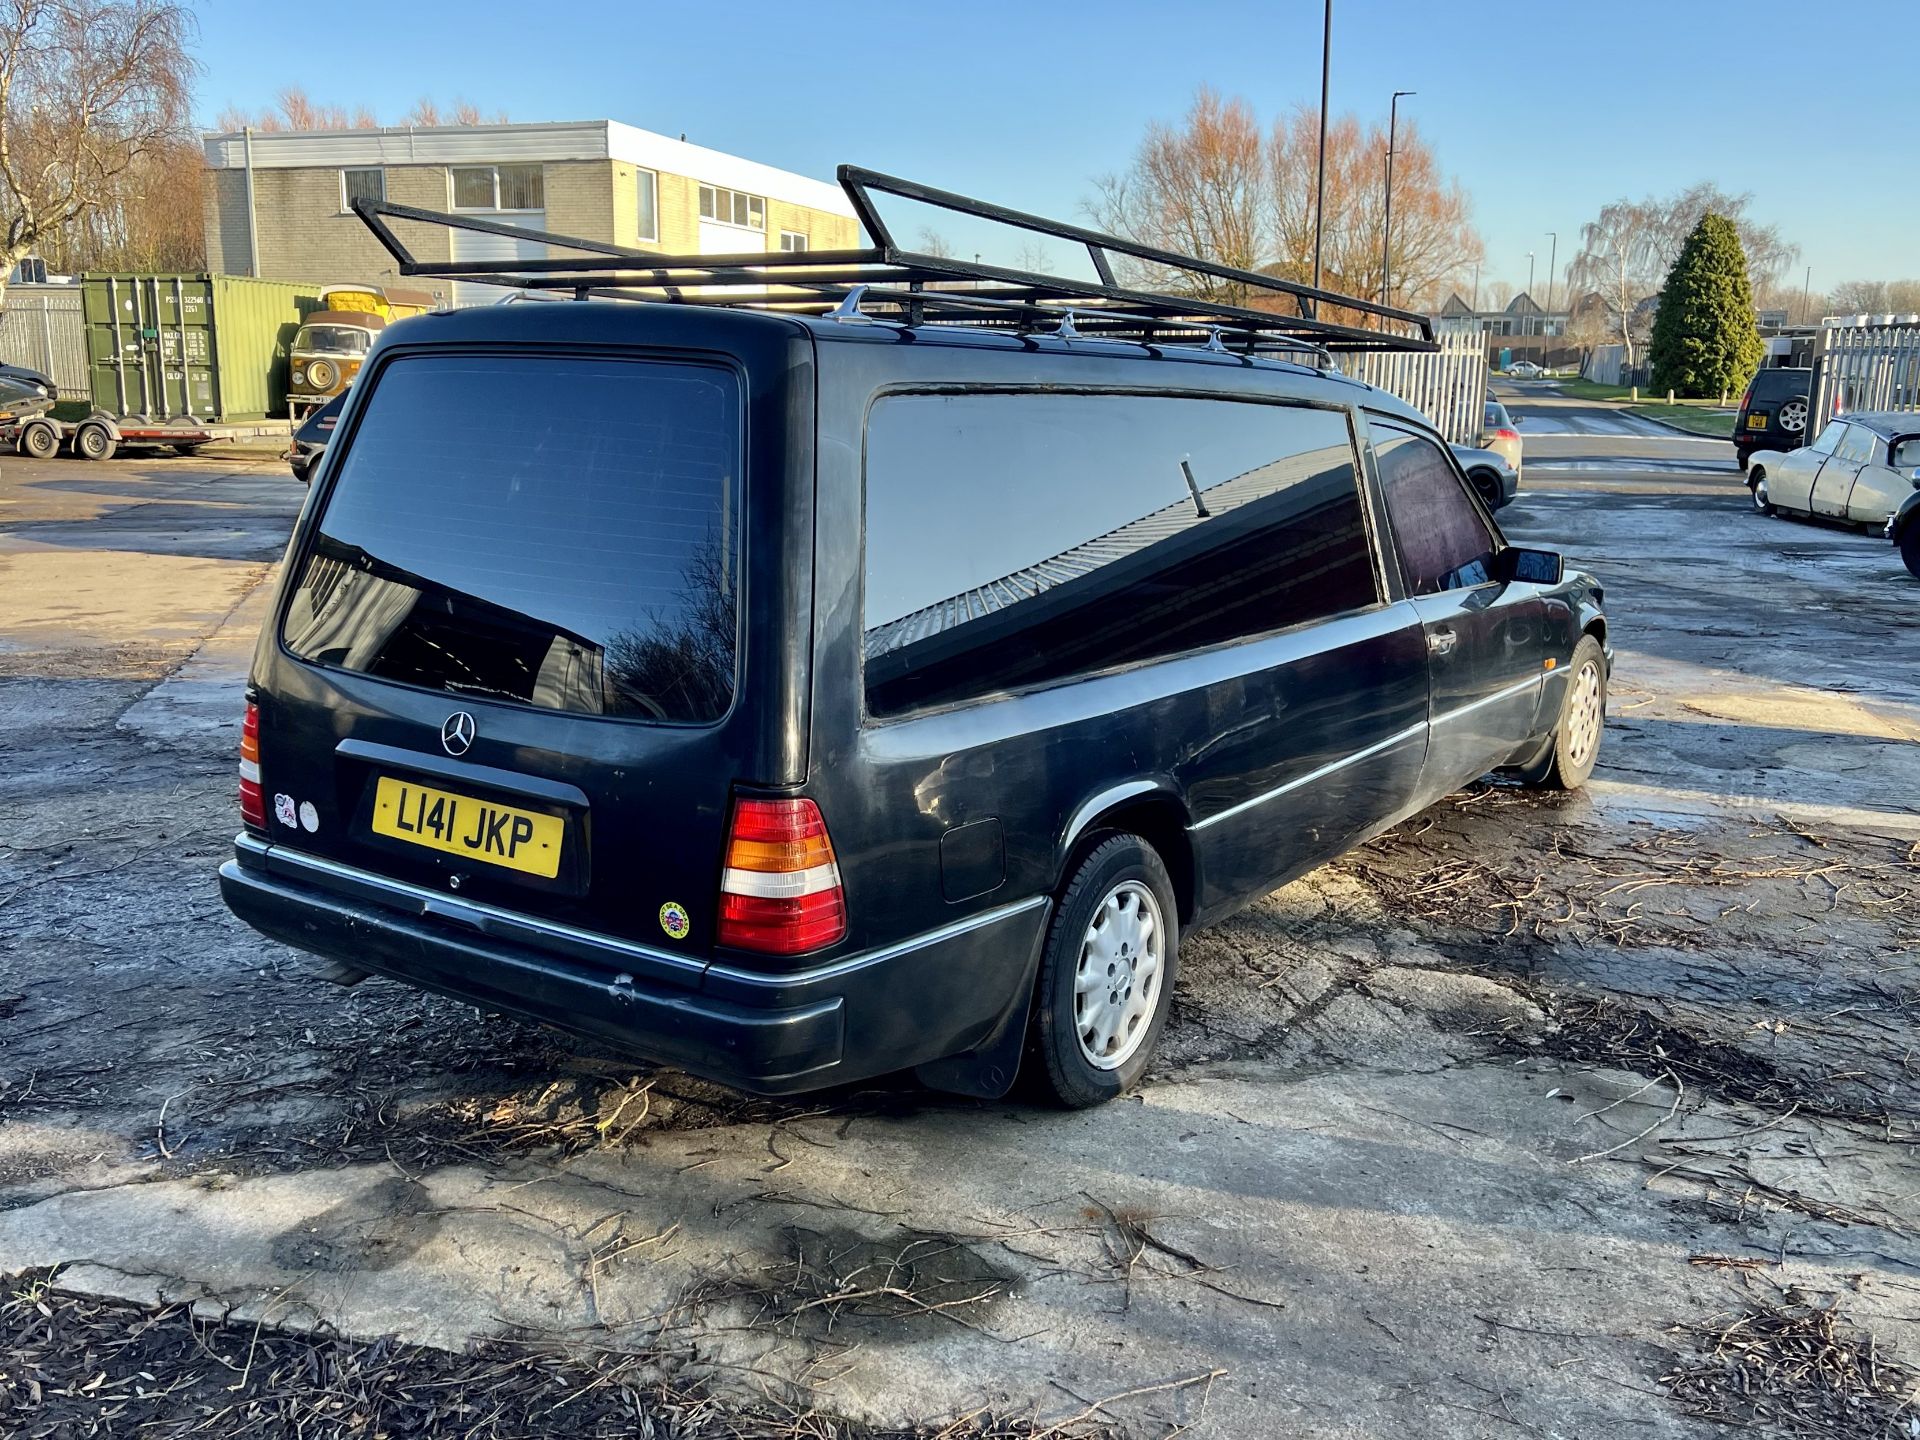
202;120;860;305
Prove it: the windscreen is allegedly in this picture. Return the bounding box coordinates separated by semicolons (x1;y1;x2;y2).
295;325;373;355
281;354;739;723
1752;370;1806;400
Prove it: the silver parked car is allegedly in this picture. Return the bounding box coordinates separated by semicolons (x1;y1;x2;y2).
1748;413;1920;526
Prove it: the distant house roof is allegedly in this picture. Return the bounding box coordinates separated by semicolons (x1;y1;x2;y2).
1438;292;1475;317
1506;291;1542;315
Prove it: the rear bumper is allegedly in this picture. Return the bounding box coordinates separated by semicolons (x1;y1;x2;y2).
219;835;1048;1096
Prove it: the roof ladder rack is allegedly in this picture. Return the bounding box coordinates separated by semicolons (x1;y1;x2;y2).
350;164;1436;355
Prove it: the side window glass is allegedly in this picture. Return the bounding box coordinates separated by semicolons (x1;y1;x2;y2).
1372;423;1498;595
1809;422;1844;455
1836;427;1876;464
862;393;1379;717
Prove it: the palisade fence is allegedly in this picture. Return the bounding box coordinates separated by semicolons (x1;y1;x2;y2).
0;284;87;398
1809;317;1920;426
1341;323;1487;443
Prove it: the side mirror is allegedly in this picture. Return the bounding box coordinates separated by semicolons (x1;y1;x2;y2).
1891;438;1920;472
1498;547;1563;585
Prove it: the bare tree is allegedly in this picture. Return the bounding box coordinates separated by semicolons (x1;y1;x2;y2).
1827;278;1920;315
404;97;442;127
1089;89;1482;315
1483;279;1516;310
0;0;193;304
915;227;954;259
1565;199;1662;370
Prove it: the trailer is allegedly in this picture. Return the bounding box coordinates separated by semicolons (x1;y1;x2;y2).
2;411;294;461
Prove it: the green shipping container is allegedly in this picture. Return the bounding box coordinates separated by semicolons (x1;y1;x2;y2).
82;273;323;422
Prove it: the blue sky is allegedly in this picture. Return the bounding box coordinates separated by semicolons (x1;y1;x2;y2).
191;0;1919;296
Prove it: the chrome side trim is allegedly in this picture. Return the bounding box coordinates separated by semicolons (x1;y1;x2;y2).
235;832;707;983
1429;673;1543;726
231;833;1049;991
1190;719;1429;832
705;894;1051;988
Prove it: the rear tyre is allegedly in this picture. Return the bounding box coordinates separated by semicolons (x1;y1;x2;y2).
19;421;58;460
1749;468;1774;516
1522;635;1607;792
1468;467;1502;510
1901;524;1920;581
1027;834;1179;1109
74;422;116;462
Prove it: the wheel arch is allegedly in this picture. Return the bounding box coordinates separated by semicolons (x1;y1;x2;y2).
1058;781;1196;925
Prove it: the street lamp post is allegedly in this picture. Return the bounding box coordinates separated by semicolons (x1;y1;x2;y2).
1801;265;1813;325
1525;251;1536;337
1543;230;1557;356
1311;0;1331;315
1380;89;1414;308
1470;260;1481;315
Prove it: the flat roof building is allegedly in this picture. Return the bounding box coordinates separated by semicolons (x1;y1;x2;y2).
202;120;860;305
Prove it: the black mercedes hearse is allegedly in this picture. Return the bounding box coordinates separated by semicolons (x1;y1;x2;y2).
219;169;1609;1107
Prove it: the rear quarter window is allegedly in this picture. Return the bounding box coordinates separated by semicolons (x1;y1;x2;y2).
281;353;740;723
861;390;1378;717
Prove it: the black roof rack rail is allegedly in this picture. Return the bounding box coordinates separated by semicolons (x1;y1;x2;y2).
351;163;1435;355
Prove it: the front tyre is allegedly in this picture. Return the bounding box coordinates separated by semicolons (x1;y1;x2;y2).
1750;468;1774;515
1523;635;1607;791
1027;834;1179;1108
1901;523;1920;581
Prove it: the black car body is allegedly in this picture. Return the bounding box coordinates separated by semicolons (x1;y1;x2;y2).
219;295;1610;1106
1734;367;1810;471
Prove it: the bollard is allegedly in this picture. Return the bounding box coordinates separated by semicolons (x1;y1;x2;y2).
1667;389;1675;405
1631;385;1638;402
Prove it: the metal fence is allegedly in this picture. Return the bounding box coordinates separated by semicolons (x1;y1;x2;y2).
1809;317;1920;426
0;284;87;398
1342;324;1488;443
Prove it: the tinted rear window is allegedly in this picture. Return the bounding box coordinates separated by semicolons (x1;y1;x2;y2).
282;354;739;723
1751;370;1807;401
863;391;1376;717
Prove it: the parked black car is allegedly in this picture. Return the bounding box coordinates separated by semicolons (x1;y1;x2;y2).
220;176;1610;1108
286;388;347;483
1734;367;1810;472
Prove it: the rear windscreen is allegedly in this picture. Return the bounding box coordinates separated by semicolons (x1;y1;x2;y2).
1752;371;1807;400
281;354;739;723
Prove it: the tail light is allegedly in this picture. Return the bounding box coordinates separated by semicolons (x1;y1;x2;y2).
1493;427;1520;441
1740;385;1753;413
717;797;846;956
239;702;266;830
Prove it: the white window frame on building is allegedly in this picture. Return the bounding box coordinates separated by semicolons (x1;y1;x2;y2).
449;163;545;213
699;183;765;232
340;167;385;212
635;167;659;242
779;230;809;253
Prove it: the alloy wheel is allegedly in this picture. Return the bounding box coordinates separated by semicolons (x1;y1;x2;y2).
1565;660;1603;768
1073;880;1165;1070
1778;399;1808;435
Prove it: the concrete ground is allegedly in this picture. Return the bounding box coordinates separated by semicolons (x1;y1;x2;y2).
3;408;1917;1437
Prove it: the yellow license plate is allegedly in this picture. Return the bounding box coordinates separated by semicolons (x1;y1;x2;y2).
1748;413;1769;429
370;775;564;878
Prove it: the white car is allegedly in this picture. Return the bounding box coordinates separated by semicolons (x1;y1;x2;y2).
1748;413;1920;526
1506;360;1545;379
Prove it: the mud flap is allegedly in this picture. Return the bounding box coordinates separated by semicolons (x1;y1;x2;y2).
912;907;1051;1100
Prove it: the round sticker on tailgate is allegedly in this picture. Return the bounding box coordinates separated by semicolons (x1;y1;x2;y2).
658;902;691;940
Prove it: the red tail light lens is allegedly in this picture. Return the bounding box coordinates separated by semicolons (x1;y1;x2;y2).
717;797;846;956
1493;427;1520;441
239;702;265;831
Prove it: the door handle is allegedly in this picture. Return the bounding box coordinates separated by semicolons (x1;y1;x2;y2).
1427;629;1458;656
